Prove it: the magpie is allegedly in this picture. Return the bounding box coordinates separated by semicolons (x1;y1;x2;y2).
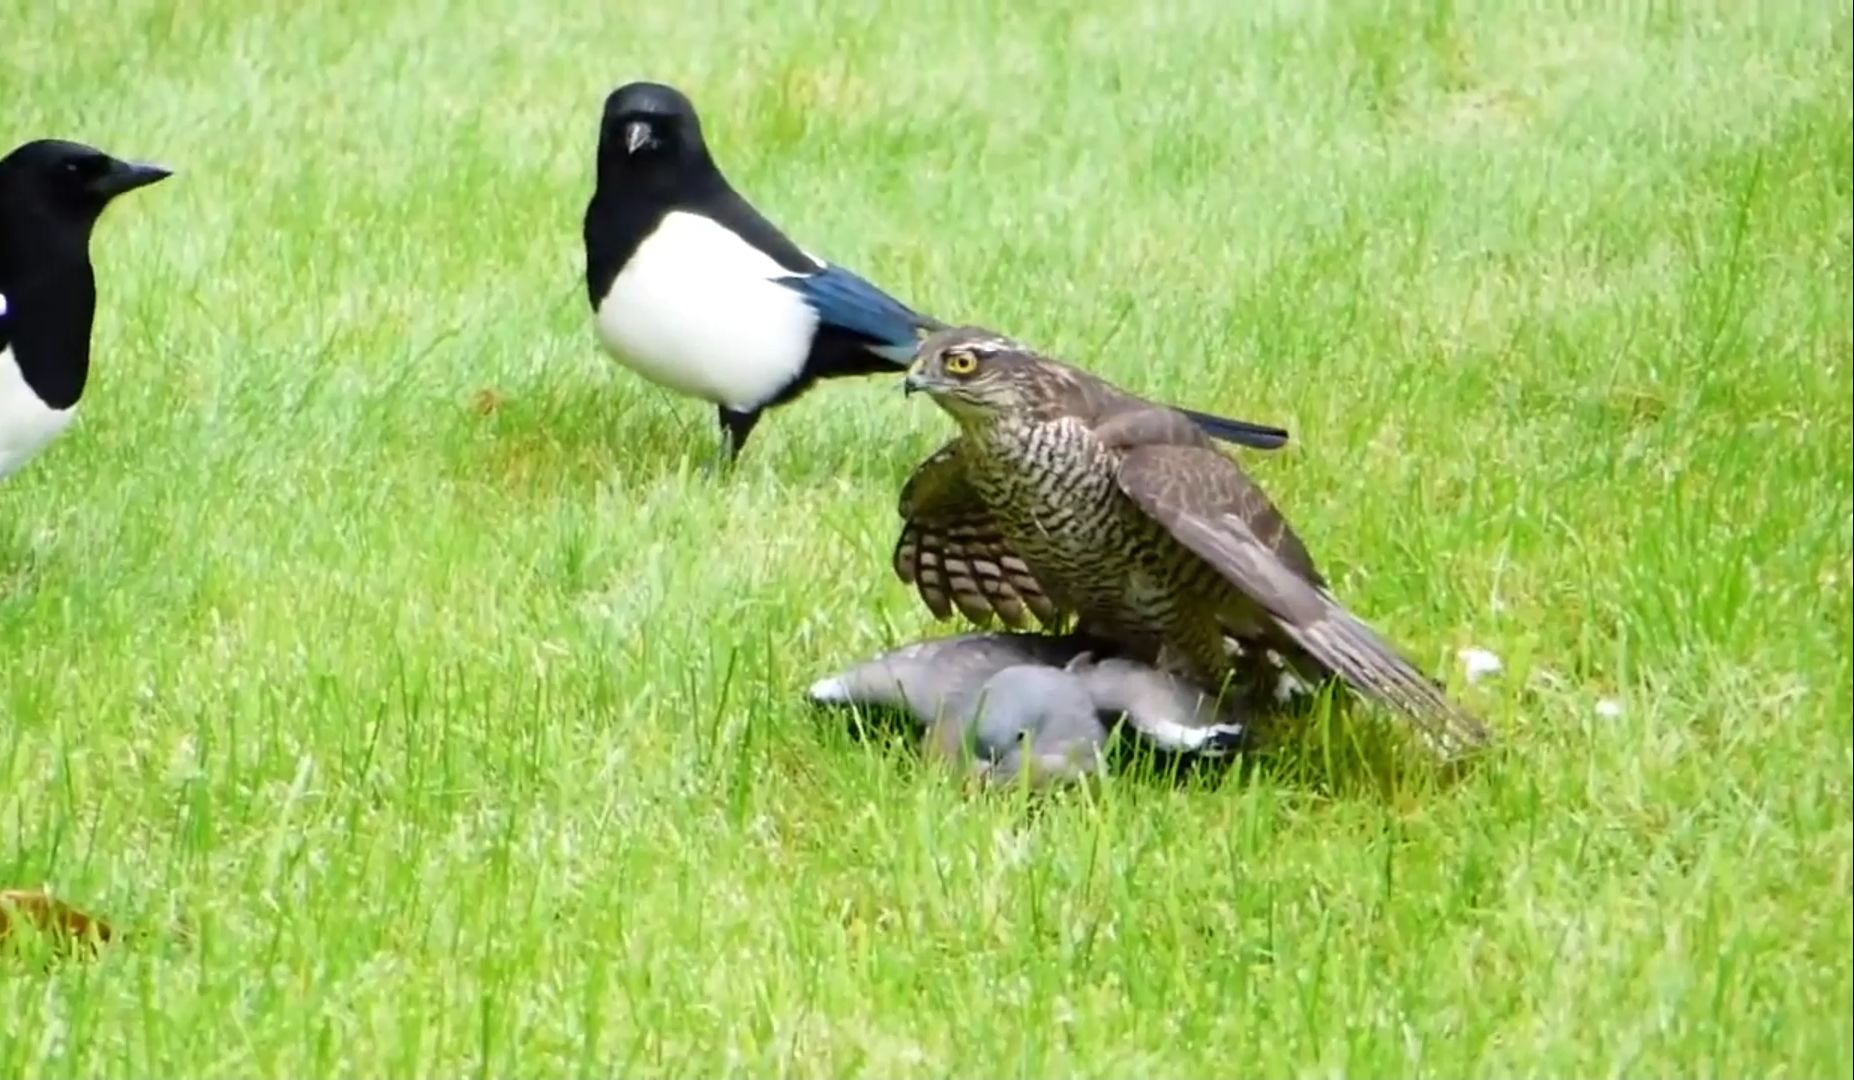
1;139;171;482
581;81;1292;464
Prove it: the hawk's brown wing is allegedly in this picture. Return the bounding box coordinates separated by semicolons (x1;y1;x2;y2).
1112;441;1489;756
1092;403;1325;587
893;439;1068;630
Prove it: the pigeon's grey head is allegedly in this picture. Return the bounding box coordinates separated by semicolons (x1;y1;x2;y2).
0;139;170;238
956;666;1111;788
964;666;1103;761
597;81;714;188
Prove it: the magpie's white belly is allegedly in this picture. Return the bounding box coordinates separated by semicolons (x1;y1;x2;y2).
0;345;76;480
593;211;819;413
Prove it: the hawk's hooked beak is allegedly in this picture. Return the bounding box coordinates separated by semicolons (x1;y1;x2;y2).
902;367;929;396
623;120;653;155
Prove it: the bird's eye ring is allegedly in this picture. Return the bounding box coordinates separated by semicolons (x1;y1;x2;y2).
943;351;979;376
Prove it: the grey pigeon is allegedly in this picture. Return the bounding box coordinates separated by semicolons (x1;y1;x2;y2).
807;632;1249;787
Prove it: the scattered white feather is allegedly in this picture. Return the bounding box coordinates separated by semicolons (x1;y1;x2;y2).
1457;647;1504;684
1273;670;1310;702
1261;649;1311;701
1594;697;1624;719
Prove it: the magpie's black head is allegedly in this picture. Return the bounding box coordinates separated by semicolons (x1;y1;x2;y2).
596;82;716;194
0;140;172;237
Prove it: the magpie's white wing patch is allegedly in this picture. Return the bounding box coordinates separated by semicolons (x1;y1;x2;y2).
0;291;9;318
593;210;818;411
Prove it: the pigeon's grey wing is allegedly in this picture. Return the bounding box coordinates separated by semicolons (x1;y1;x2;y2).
894;439;1068;629
809;634;1013;728
1113;445;1490;756
808;633;1104;731
931;631;1117;671
807;647;956;730
1079;658;1250;757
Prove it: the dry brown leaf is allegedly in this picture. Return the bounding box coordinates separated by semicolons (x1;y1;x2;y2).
0;888;115;957
471;388;506;416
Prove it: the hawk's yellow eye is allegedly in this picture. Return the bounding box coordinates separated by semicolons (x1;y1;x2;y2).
943;351;979;376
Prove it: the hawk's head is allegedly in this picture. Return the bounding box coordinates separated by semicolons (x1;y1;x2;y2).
902;326;1047;423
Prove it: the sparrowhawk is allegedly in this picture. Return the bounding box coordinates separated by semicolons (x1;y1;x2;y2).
892;326;1490;756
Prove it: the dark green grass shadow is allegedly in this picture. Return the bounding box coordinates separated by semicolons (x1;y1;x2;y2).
1232;690;1499;802
436;379;720;494
438;376;940;498
0;522;51;612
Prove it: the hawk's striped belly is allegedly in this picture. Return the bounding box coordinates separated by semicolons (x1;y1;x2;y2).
969;419;1228;672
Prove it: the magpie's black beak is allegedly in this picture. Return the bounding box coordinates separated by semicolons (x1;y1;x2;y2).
90;159;172;200
623;120;653;155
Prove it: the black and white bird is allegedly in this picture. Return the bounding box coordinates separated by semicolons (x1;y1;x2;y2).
1;139;171;482
581;81;1292;463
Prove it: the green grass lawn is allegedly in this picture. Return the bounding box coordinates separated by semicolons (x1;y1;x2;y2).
3;0;1850;1075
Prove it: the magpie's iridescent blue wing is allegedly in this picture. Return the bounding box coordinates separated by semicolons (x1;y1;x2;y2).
775;265;939;364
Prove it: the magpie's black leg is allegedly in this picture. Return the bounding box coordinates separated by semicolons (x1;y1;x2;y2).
716;406;763;468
